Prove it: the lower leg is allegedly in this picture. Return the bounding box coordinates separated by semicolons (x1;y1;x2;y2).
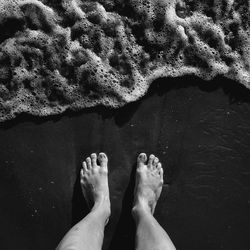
132;202;175;250
56;153;110;250
132;153;176;250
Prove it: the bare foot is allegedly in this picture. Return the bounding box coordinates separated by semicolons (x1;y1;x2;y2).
80;153;111;218
132;153;164;215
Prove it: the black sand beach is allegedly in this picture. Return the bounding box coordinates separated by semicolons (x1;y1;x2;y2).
1;76;250;250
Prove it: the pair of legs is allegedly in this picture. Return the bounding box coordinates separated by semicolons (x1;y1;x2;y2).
56;153;176;250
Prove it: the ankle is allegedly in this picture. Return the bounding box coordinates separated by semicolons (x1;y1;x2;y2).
92;196;111;218
132;198;152;218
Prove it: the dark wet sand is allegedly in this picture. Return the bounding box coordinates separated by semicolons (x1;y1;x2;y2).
0;76;250;250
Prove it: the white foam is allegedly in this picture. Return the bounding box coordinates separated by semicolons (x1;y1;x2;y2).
0;0;249;121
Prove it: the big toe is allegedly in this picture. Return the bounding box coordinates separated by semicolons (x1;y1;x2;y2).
98;152;108;168
137;153;147;167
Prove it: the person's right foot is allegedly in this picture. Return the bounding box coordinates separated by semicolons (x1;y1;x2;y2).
133;153;164;215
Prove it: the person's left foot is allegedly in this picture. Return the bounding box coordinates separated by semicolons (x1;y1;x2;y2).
80;153;111;218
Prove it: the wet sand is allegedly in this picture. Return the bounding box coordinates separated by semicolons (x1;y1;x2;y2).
0;76;250;250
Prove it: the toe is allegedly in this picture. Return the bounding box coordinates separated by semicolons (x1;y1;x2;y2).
91;153;97;167
156;162;162;171
157;163;164;179
80;168;84;177
160;169;164;184
137;153;147;167
98;152;108;168
148;154;155;168
80;169;85;184
82;161;88;172
153;157;159;167
86;157;92;169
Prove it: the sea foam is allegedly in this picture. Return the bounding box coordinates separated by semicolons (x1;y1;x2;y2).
0;0;249;121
